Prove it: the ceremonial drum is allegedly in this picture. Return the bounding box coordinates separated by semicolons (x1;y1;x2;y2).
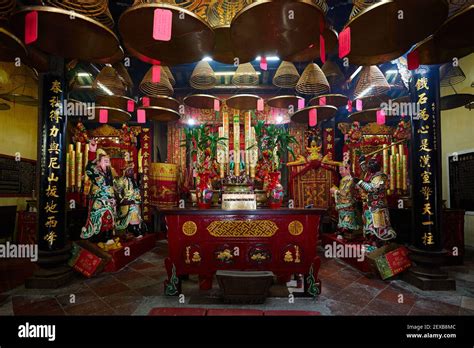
150;163;178;207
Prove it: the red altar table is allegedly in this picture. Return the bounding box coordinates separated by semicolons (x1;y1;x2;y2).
160;208;325;296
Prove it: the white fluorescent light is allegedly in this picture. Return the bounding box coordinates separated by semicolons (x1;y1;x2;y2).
350;66;362;81
202;56;213;61
77;72;91;77
97;82;114;96
187;118;196;126
256;56;280;61
215;71;262;76
276;115;283;124
385;70;398;75
356;87;372;99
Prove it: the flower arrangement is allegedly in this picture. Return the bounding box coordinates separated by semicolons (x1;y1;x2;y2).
393;120;411;140
345;121;363;145
251;120;297;173
181;124;226;177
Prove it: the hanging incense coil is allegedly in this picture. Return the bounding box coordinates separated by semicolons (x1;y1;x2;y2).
92;6;115;29
206;0;253;64
230;1;326;65
139;66;174;96
0;27;27;63
322;60;345;87
349;0;380;19
273;61;300;88
112;62;134;89
345;0;449;65
93;66;129;97
353;65;390;100
162;66;176;86
413;4;473;65
119;2;214;65
189;61;217;90
0;63;38;106
0;0;15;19
440;63;466;87
295;63;330;95
232;63;259;86
206;0;252;27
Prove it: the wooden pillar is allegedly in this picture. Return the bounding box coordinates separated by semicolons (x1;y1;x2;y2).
403;65;455;290
26;59;73;288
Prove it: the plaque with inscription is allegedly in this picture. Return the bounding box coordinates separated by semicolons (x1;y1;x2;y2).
0;155;36;196
449;152;474;211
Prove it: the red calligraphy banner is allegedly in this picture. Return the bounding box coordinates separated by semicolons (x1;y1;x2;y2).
140;128;152;223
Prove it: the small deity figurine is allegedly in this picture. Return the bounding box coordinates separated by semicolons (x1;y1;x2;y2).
287;140;323;166
354;155;396;244
81;139;117;243
306;140;323;161
114;163;144;237
330;163;360;239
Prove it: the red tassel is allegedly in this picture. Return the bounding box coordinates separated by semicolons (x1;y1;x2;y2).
257;98;264;111
137;109;146;123
142;97;150;107
347;100;353;112
298;98;305;110
376;109;386;125
152;65;161;83
99;109;108;124
309;108;317;127
25;11;38;45
356;99;363;111
153;8;172;41
339;27;351;58
320;34;326;64
260;56;267;71
213;99;220;112
127;100;135;112
407;50;420;70
319;96;326;106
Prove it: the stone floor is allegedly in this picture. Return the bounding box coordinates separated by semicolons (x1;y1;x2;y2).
0;239;473;316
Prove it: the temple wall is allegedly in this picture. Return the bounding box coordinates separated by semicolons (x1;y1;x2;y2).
441;53;474;247
0;103;37;239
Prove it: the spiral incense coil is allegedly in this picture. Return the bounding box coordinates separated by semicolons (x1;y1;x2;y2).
272;61;300;89
313;0;329;13
162;66;176;86
232;63;259;86
0;0;15;19
93;66;129;97
92;6;115;29
189;61;217;90
206;0;252;27
349;0;381;19
353;65;390;99
321;60;345;87
0;63;38;106
139;66;174;96
112;62;134;89
440;63;467;87
295;63;330;95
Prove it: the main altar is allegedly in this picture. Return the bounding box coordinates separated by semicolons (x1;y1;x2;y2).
162;208;324;296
